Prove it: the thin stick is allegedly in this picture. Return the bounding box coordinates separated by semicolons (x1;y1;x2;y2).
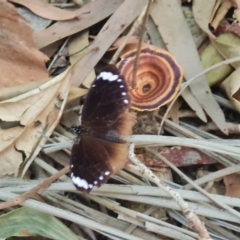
128;143;211;240
0;166;70;210
131;0;152;88
184;165;240;190
109;4;148;65
48;37;70;70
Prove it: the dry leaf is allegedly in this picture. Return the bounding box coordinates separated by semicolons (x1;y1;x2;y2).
211;32;240;69
229;0;240;8
0;68;71;177
112;36;149;56
68;30;95;88
35;0;124;49
151;0;227;134
210;0;233;30
17;7;51;32
222;172;240;197
180;88;207;122
182;6;207;48
147;17;166;48
8;0;78;20
221;66;240;112
67;86;87;104
192;0;216;39
215;21;240;37
70;0;148;87
200;38;233;86
0;77;50;102
0;0;48;88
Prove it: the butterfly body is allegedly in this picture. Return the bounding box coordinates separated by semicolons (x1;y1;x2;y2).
70;65;135;193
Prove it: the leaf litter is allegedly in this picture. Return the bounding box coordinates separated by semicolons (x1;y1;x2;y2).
1;0;240;240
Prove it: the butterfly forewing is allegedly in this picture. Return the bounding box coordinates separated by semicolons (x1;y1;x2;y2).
82;65;134;136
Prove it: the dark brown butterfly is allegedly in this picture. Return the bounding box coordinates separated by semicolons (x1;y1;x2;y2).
70;65;136;192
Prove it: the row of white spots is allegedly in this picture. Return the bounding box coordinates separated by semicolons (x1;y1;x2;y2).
72;175;93;190
70;165;111;190
99;171;110;180
97;71;119;82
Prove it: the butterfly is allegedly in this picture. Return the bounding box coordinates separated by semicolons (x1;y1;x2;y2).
70;65;136;193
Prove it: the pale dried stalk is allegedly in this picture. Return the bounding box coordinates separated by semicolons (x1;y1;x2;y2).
146;147;240;221
128;143;211;240
200;122;240;134
184;165;240;190
0;192;142;240
131;0;152;88
0;166;69;210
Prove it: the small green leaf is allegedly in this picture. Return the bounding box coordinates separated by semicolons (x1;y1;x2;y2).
0;207;78;240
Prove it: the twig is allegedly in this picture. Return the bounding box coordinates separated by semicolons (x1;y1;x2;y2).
109;3;148;65
0;166;70;210
128;143;211;240
48;37;70;71
131;0;152;88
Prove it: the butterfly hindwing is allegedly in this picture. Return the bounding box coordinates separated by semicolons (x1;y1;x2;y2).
70;135;128;192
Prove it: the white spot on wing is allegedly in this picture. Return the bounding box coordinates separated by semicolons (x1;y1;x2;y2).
124;99;129;104
121;92;127;96
117;79;122;82
108;74;119;81
99;175;104;180
94;181;98;185
97;72;104;80
72;176;82;187
72;176;89;190
120;85;124;88
105;171;110;176
92;84;96;87
97;72;113;81
89;184;93;188
81;179;89;189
